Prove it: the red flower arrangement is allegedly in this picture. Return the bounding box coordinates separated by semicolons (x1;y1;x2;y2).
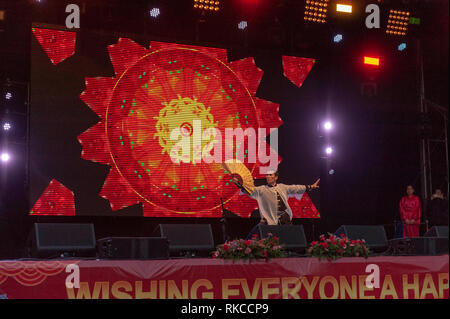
307;233;370;261
212;233;285;262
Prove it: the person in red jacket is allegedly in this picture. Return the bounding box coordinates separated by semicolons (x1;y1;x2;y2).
399;185;422;237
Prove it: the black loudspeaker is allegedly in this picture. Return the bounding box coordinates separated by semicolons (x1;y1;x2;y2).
29;223;96;258
424;226;449;238
97;237;169;260
334;225;388;252
257;225;307;253
388;237;449;256
153;224;214;256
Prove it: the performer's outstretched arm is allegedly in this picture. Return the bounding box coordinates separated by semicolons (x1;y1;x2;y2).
285;178;320;194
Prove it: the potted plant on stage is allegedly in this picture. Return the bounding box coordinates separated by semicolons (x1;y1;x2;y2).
307;233;370;261
212;233;285;262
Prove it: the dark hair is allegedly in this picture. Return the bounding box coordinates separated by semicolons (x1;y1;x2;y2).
406;185;415;194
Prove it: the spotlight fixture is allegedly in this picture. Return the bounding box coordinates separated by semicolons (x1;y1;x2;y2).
193;0;220;12
5;92;12;100
2;122;11;131
336;4;352;13
386;9;410;36
409;17;420;25
333;34;343;43
325;146;333;155
364;56;380;67
304;0;328;24
323;121;333;131
398;43;407;51
238;21;247;30
1;152;10;162
149;8;160;18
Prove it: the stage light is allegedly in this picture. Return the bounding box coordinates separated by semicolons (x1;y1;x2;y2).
325;146;333;155
336;4;352;13
5;92;12;100
409;17;420;25
386;9;409;36
194;0;220;12
364;56;380;66
329;169;335;175
2;122;11;131
323;121;333;131
398;43;406;51
333;34;343;43
1;152;10;162
304;0;328;24
149;8;160;18
238;21;247;30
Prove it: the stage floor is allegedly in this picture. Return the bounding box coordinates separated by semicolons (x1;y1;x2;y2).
0;255;448;299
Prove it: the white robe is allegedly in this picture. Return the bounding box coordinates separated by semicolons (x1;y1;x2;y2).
243;183;307;225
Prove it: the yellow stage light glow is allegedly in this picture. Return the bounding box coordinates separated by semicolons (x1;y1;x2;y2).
364;56;380;66
194;0;219;12
336;4;352;13
386;9;410;36
304;0;329;23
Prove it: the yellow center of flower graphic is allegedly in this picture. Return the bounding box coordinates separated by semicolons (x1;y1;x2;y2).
153;95;217;163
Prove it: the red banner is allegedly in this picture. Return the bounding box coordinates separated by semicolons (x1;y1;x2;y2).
0;256;448;299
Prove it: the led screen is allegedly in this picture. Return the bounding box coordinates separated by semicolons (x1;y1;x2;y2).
29;26;320;218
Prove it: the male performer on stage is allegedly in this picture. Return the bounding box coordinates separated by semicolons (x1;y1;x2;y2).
232;170;320;236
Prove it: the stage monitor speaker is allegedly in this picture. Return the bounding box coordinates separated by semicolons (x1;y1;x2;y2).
334;225;388;252
388;237;448;256
153;224;214;256
97;237;169;260
257;225;307;253
424;226;448;238
29;223;96;258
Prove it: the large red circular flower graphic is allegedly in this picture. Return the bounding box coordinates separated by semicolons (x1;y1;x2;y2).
79;39;283;217
28;29;319;219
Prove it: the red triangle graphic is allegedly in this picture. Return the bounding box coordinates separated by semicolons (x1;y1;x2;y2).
288;192;320;218
32;28;76;65
282;56;315;88
30;179;75;216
